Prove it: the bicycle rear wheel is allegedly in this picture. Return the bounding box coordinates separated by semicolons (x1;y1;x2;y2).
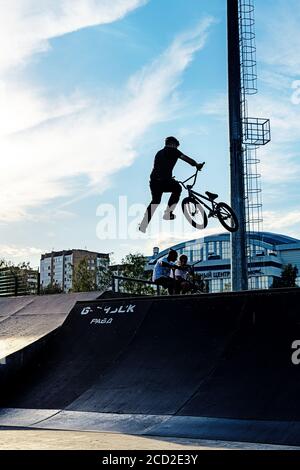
182;197;208;230
216;202;239;233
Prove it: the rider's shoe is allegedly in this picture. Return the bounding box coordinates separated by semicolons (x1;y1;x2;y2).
208;211;214;219
163;211;176;221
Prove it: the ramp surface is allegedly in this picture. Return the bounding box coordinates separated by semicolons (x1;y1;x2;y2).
0;293;100;359
1;289;300;446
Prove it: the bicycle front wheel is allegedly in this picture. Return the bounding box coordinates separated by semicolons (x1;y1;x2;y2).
216;202;239;233
182;197;208;230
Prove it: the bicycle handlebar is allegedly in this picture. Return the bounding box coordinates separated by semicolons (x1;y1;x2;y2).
179;162;205;189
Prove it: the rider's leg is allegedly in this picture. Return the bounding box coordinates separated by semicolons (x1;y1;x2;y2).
164;180;182;220
139;181;163;232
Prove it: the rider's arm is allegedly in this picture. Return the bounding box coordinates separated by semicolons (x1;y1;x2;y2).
179;154;205;170
179;154;197;166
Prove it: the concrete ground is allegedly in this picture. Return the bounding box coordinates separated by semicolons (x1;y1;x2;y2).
0;428;298;450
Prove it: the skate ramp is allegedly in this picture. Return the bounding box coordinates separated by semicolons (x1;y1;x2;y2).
0;293;101;359
1;289;300;446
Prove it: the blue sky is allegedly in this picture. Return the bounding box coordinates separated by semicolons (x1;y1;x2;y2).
1;0;300;268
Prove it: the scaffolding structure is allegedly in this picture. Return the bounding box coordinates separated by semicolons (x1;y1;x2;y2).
238;0;271;287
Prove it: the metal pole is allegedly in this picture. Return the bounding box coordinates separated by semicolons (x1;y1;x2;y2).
227;0;248;291
37;272;40;295
14;273;18;297
112;276;115;293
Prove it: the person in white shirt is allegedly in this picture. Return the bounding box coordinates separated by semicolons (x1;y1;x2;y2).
174;254;192;294
152;249;181;295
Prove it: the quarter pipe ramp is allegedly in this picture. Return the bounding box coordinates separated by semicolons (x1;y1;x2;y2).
0;289;300;446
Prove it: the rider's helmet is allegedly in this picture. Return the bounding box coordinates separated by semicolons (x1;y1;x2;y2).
165;136;180;147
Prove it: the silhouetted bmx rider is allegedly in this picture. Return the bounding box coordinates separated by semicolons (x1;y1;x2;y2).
139;136;204;233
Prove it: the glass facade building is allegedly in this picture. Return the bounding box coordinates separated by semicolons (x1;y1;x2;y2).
147;232;300;293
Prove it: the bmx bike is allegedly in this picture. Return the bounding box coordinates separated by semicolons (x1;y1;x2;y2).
180;165;239;233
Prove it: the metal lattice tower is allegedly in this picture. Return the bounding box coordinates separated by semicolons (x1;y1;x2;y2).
227;0;271;291
238;0;271;287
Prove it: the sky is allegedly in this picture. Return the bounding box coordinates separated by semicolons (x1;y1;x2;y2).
1;0;300;268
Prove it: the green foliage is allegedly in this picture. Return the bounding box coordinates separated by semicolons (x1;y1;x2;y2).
97;265;113;291
72;258;97;292
0;259;38;295
271;264;299;289
192;272;209;293
40;282;63;295
71;258;112;293
223;282;231;292
119;253;155;295
0;259;32;272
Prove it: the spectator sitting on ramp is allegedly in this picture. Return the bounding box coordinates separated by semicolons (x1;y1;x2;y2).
152;249;180;295
174;254;193;294
139;136;204;233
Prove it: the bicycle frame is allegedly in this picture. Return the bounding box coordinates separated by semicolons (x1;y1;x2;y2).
179;168;239;233
180;170;219;215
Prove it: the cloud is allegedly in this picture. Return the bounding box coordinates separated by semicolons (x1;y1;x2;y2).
0;16;215;222
200;91;300;185
259;70;292;92
260;146;300;184
246;94;300;185
259;0;300;77
0;244;43;262
199;2;300;192
264;210;300;233
0;0;148;73
200;93;227;120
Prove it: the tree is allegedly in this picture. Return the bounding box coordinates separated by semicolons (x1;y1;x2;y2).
40;282;63;295
119;253;155;295
97;265;113;292
192;273;209;293
271;264;299;289
72;258;97;292
71;257;112;293
223;282;231;292
0;259;39;295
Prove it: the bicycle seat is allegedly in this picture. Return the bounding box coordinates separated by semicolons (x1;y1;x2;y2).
206;191;218;200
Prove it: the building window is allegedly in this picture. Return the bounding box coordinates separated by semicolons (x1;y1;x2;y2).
248;277;257;290
258;276;269;290
210;279;221;293
208;242;214;254
222;242;230;259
